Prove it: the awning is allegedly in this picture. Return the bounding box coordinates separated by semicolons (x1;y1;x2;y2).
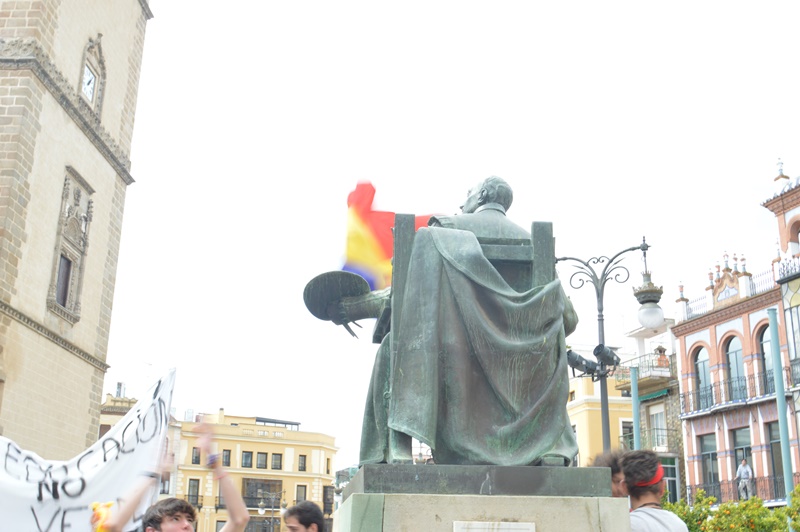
638;389;669;402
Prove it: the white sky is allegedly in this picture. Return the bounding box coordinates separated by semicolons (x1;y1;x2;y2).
103;1;800;469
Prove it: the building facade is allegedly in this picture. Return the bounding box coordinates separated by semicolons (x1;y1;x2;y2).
567;345;634;467
0;0;152;459
673;170;800;506
614;322;685;503
164;410;337;532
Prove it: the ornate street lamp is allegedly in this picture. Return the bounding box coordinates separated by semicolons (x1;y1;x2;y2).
558;237;663;452
257;489;287;531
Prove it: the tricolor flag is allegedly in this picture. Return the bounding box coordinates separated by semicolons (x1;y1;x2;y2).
343;182;431;290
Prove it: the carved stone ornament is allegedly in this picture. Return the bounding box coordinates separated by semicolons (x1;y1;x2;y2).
0;38;134;184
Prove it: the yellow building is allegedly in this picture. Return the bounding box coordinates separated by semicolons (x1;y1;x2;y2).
566;346;633;466
98;389;137;439
168;409;337;532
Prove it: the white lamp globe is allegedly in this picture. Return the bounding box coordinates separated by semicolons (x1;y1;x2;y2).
638;302;664;329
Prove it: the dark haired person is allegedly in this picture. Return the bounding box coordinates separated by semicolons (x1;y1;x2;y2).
102;421;249;532
622;450;687;531
591;450;628;498
284;500;325;532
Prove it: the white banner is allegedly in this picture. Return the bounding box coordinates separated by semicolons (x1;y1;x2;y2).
0;369;176;531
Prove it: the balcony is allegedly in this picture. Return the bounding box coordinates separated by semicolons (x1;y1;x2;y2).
184;494;203;509
685;268;777;320
687;473;800;505
792;358;800;388
619;428;680;454
243;495;281;510
680;367;793;416
778;257;800;283
615;352;675;395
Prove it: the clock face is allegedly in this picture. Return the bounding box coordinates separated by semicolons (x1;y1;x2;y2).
82;65;96;102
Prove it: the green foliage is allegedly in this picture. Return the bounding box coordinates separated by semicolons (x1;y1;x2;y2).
786;483;800;531
702;497;785;532
662;486;800;532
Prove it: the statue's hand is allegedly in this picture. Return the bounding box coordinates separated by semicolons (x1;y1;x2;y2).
327;299;349;325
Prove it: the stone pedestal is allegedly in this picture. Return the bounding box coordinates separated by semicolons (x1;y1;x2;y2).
333;465;630;532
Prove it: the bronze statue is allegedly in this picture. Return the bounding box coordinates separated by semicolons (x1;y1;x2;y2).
305;177;579;466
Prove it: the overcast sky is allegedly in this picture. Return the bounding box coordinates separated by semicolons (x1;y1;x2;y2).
103;1;800;468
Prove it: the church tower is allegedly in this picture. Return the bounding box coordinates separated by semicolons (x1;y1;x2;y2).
0;0;152;459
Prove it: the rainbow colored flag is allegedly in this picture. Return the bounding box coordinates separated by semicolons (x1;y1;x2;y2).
343;182;431;290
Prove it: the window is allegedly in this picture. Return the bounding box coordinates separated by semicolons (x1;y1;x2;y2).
661;457;679;504
786;306;800;360
731;427;752;466
215;522;226;532
257;452;267;469
759;325;775;394
242;451;253;468
767;422;782;477
192;447;200;465
271;453;282;470
648;404;667;448
160;472;170;495
296;485;307;503
298;455;307;472
699;434;720;500
243;478;282;511
55;255;72;306
621;420;634;449
47;169;94;324
326;458;330;475
222;449;231;467
569;391;576;402
218;485;226;510
323;485;335;515
726;337;746;401
694;347;713;409
187;479;200;507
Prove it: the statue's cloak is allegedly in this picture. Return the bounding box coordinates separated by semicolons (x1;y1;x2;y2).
360;226;578;465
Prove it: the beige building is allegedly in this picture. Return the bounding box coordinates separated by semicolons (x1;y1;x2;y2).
164;409;337;532
566;347;633;467
0;1;152;459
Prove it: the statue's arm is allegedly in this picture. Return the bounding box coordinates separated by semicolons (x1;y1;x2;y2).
329;287;391;324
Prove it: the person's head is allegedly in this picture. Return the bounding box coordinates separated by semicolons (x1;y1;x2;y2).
621;450;665;501
591;450;628;498
141;498;196;532
460;176;514;213
284;500;325;532
741;458;748;466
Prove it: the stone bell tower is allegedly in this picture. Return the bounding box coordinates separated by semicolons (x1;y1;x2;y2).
0;0;153;459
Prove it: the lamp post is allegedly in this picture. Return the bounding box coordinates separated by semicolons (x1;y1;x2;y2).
257;489;286;532
557;237;663;452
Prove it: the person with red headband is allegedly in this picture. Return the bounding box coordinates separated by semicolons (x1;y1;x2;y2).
621;450;688;531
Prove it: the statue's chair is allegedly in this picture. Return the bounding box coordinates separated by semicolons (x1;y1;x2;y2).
372;215;556;344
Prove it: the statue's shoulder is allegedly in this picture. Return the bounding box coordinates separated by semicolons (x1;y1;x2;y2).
428;215;457;228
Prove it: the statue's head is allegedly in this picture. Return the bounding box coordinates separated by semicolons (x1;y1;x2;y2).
460;176;514;214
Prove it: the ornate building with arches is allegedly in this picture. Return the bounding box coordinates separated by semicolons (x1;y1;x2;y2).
674;169;800;506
